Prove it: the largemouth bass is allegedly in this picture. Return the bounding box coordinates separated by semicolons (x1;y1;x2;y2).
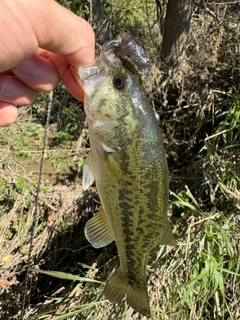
74;33;176;317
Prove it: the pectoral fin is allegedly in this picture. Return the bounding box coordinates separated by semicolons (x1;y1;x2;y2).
82;151;95;191
84;206;115;248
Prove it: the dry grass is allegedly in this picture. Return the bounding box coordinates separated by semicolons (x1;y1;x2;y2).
0;111;94;319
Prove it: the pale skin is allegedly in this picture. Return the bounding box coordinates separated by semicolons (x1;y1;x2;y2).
0;0;95;127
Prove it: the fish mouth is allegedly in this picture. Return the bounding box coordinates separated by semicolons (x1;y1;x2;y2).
100;39;122;71
73;33;151;84
78;60;104;81
74;40;121;83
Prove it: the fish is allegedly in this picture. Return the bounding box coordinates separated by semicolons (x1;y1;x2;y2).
74;33;176;317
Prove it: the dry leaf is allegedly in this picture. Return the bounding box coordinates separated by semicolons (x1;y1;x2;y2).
150;273;162;287
2;255;11;263
0;279;10;286
48;212;56;222
21;246;28;255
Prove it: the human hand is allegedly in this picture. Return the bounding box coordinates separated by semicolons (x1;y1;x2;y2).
0;0;95;126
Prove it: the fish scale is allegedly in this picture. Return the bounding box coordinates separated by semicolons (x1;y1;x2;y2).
74;33;176;317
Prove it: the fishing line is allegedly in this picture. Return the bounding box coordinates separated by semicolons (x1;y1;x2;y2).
20;90;54;320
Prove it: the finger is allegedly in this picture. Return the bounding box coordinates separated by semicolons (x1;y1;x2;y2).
1;1;95;72
12;54;62;92
0;75;38;105
62;66;84;101
11;49;84;101
0;103;18;127
32;0;95;67
32;49;85;101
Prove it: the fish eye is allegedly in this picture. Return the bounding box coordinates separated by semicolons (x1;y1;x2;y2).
112;74;126;90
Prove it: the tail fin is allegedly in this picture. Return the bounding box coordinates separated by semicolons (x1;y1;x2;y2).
104;267;150;317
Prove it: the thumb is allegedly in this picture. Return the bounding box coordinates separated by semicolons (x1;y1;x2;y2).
32;0;95;67
0;0;95;71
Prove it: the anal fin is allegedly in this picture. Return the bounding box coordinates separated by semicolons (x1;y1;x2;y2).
161;220;176;246
84;206;115;248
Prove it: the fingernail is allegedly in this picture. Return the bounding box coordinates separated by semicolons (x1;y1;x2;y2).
1;79;21;98
15;57;39;77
